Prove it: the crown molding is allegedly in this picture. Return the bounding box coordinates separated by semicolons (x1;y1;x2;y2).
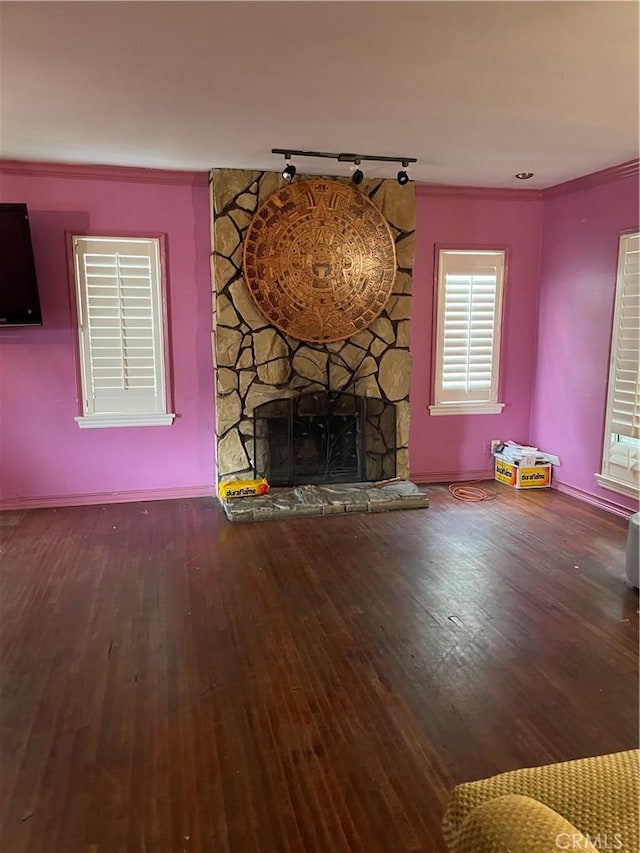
416;183;543;201
4;158;634;196
0;159;208;187
415;160;639;201
542;159;639;199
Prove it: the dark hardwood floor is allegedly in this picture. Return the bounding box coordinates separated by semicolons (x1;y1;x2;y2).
0;484;637;853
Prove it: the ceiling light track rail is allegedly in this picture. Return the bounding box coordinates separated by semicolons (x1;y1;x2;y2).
272;149;417;166
272;149;416;186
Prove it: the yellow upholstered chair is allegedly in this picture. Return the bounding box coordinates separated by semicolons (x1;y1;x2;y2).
442;749;639;852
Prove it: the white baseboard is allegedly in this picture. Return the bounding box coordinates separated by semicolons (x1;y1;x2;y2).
552;481;637;519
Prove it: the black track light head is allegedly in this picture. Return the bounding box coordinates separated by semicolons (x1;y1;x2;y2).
351;168;364;185
397;169;410;186
282;162;296;182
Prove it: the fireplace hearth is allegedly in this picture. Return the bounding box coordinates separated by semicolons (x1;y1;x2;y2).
253;392;396;487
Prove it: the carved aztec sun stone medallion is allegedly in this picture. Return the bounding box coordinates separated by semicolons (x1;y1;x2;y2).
242;179;397;343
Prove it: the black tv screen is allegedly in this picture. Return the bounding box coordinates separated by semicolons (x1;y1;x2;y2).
0;203;43;326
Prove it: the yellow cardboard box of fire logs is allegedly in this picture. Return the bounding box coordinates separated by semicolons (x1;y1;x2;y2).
494;455;551;489
218;478;270;500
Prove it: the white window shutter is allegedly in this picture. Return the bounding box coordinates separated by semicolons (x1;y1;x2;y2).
597;231;640;498
431;250;506;415
608;233;640;439
73;236;174;428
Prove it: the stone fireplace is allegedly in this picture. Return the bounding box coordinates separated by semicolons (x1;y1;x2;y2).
210;168;415;485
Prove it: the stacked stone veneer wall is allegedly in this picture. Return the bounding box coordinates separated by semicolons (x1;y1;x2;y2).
210;168;415;482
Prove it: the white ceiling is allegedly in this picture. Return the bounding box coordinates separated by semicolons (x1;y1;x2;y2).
1;1;638;188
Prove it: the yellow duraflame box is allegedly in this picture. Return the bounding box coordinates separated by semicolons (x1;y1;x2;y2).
494;455;551;489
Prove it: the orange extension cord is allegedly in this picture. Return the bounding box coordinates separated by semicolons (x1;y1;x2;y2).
448;481;498;502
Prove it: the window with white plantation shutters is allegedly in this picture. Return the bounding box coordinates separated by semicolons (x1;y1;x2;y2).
72;236;174;428
596;232;640;498
430;249;506;416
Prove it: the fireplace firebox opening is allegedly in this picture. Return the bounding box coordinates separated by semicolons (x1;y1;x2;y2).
253;392;396;487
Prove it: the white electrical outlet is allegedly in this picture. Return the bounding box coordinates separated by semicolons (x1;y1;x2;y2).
490;440;501;454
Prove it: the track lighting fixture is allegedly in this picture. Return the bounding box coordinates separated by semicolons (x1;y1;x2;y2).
351;160;364;185
397;162;410;185
273;149;417;186
281;153;297;182
282;163;296;182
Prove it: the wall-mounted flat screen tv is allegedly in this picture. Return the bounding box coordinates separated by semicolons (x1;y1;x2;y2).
0;203;43;326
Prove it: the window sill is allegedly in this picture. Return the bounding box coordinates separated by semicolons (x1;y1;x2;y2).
429;402;505;416
75;413;175;429
594;473;640;500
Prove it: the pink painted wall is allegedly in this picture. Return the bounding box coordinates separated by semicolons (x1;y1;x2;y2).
530;169;640;512
409;187;543;480
0;163;215;505
3;160;635;511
